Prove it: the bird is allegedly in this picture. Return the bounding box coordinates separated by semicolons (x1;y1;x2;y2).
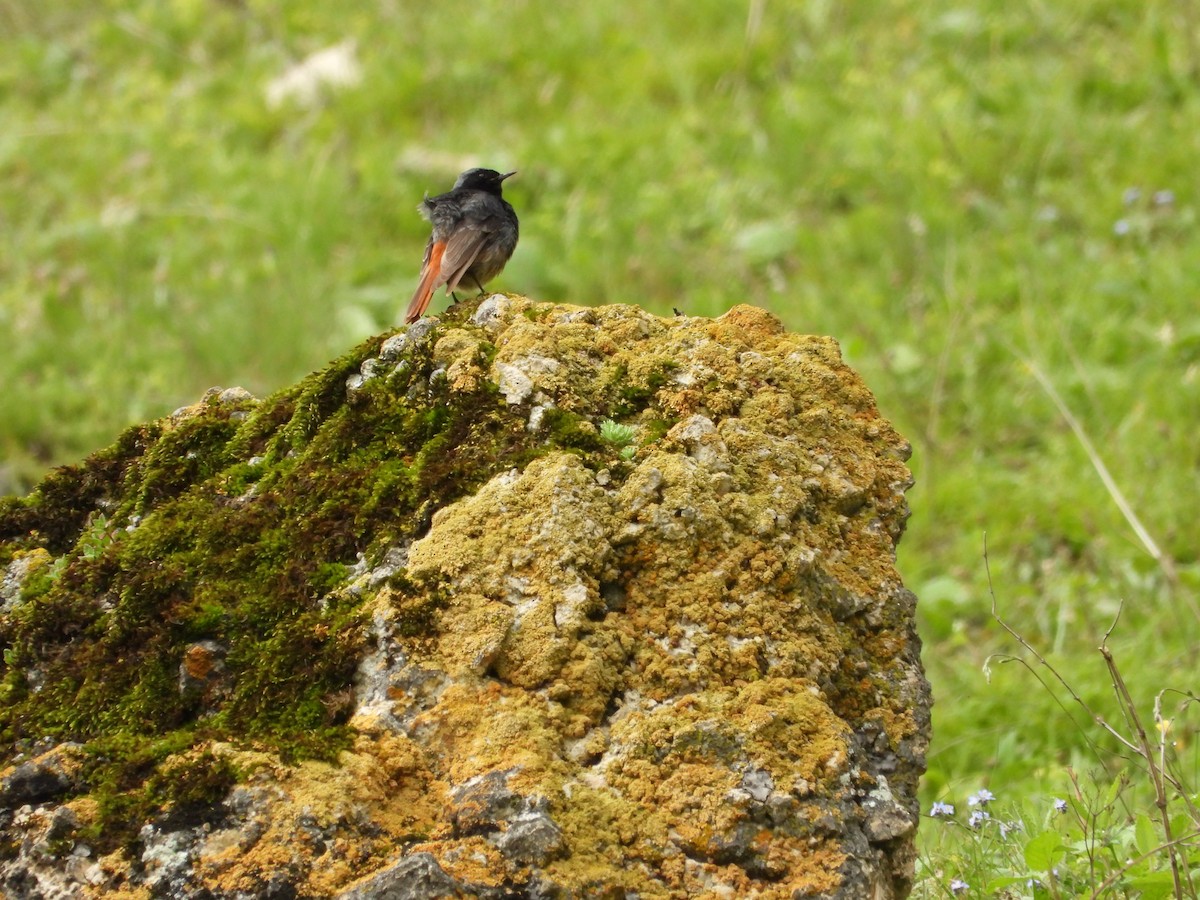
405;168;519;324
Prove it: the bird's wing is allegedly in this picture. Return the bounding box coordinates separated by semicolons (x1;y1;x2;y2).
437;220;494;293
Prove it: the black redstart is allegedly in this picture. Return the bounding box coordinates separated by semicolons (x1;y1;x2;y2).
405;168;519;324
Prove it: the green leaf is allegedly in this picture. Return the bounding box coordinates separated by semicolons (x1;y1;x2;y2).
1023;831;1066;871
1101;773;1127;810
1135;813;1159;857
985;875;1029;892
1127;870;1177;900
1171;813;1192;839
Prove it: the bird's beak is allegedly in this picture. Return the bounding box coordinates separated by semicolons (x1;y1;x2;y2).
500;171;517;181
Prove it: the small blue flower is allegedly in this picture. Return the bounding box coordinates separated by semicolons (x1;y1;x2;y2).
967;789;994;807
968;810;990;828
1123;187;1142;206
929;801;955;817
950;878;969;895
1153;189;1175;206
1113;219;1131;236
999;820;1020;839
1053;798;1068;813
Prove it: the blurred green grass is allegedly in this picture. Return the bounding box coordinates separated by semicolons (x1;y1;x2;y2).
2;0;1198;865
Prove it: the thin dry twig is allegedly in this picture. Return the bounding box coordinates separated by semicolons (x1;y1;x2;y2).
1159;690;1200;823
1021;355;1179;588
985;537;1141;757
1100;633;1189;899
985;651;1137;771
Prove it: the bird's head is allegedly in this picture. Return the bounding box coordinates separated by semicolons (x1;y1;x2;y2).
453;168;516;195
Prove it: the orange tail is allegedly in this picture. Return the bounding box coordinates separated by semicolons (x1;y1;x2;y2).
405;241;446;324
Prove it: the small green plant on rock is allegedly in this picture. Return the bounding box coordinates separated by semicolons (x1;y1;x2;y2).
599;418;638;461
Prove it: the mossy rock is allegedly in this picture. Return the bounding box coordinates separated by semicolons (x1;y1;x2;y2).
0;297;928;899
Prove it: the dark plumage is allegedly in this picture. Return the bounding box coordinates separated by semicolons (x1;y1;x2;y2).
405;168;519;324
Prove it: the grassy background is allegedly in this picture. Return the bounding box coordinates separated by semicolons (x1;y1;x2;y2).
3;0;1198;885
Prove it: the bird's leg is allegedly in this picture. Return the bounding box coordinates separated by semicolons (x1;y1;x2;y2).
451;292;461;302
472;274;487;296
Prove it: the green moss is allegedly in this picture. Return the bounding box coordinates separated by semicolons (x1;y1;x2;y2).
82;748;236;859
311;562;350;595
180;599;230;637
0;311;704;846
0;422;162;555
604;360;680;418
151;748;241;811
78;730;211;851
384;569;455;640
663;724;742;764
0;500;23;568
540;408;606;455
640;418;675;445
131;417;239;512
270;333;387;456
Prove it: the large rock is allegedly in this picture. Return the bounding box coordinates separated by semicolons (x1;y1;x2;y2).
0;298;927;898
